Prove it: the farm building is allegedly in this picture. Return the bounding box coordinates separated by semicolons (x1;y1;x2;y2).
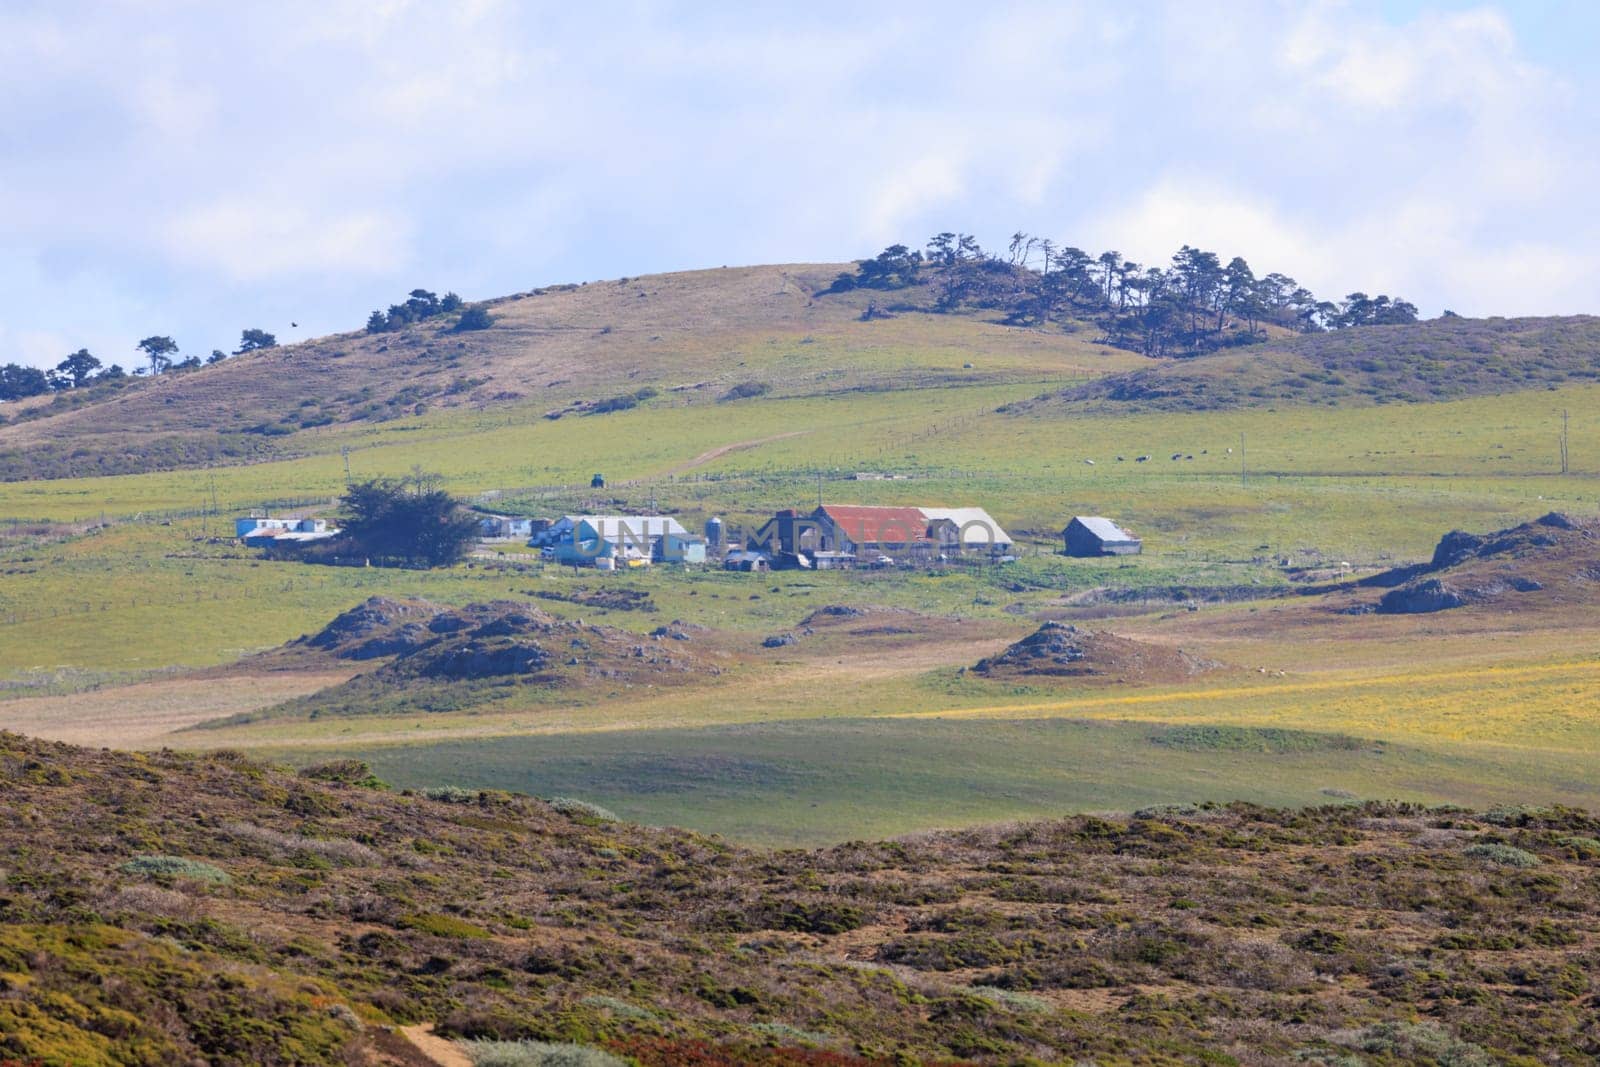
477;515;534;540
1062;516;1142;557
532;515;701;567
654;532;708;564
236;516;339;548
752;504;1012;564
723;549;770;572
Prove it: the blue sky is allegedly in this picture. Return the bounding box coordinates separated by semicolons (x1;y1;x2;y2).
2;1;1597;370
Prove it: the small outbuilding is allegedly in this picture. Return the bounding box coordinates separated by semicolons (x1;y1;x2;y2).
1062;516;1142;557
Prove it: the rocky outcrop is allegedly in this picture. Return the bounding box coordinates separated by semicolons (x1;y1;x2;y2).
1379;579;1468;614
1375;513;1591;615
973;622;1220;684
409;638;551;680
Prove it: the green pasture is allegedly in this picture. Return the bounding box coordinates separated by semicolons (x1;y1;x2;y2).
3;377;1598;679
279;716;1600;846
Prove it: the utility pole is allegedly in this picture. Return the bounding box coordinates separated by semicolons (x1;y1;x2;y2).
817;471;823;508
341;447;353;485
1560;409;1570;475
1240;432;1247;488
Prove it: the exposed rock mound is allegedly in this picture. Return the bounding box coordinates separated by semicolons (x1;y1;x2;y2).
304;596;441;659
236;596;730;723
800;604;867;625
1378;513;1596;615
973;622;1220;684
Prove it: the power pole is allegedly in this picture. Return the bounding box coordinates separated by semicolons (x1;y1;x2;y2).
341;447;353;485
1240;432;1247;488
1560;409;1570;475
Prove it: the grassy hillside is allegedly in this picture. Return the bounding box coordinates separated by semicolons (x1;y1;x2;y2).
1025;314;1600;413
0;264;1140;480
7;263;1596;485
6;731;1600;1066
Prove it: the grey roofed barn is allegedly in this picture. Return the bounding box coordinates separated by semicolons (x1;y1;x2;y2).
1062;516;1142;556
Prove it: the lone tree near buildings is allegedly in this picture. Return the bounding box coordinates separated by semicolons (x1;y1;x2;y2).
136;335;178;375
337;472;479;568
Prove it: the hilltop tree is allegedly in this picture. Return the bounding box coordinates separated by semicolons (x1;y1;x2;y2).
54;348;101;388
136;335;178;375
1334;292;1419;328
825;227;1423;358
337;471;479;568
453;305;493;331
208;350;228;365
364;287;463;333
236;328;277;353
0;363;50;400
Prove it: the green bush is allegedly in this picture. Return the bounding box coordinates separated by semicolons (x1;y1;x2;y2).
454;306;494;332
424;785;480;804
461;1040;627;1067
1464;842;1541;868
577;994;655;1020
547;797;619;823
120;855;230;884
719;381;770;402
399;912;491;939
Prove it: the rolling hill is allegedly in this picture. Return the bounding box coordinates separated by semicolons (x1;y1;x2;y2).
5;731;1600;1066
1016;314;1600;414
6;261;1598;483
0;264;1138;481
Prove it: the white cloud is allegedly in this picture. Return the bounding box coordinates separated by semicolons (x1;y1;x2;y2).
164;198;411;282
2;1;1598;366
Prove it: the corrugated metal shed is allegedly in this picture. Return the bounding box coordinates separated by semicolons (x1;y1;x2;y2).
816;505;930;545
1063;516;1142;557
919;507;1013;547
1071;516;1134;542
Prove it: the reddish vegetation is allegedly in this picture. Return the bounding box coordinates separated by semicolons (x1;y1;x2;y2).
612;1038;975;1066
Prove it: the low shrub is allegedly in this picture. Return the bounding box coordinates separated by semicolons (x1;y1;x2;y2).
547;797;619;823
719;381;769;402
119;855;229;884
220;821;381;866
1464;842;1541;868
956;985;1052;1014
425;785;480;804
578;995;656;1020
399;912;492;939
462;1040;627;1067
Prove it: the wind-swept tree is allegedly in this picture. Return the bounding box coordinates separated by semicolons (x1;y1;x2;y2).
337;471;480;568
0;363;50;400
137;335;178;375
55;348;101;388
236;328;277;353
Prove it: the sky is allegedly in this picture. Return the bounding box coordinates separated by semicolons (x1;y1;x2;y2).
2;1;1598;370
